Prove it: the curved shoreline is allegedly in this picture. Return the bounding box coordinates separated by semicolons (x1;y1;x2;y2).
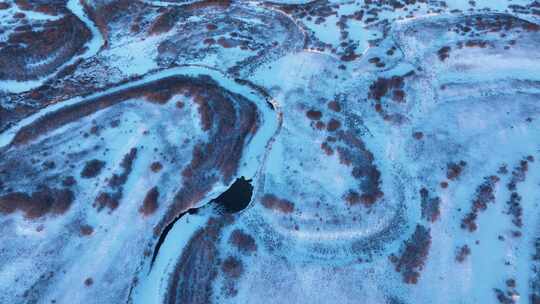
0;64;283;304
0;0;105;94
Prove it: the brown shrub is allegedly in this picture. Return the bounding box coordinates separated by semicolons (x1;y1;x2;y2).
524;23;540;32
420;188;441;222
507;192;523;228
437;46;451;61
340;52;359;62
144;91;172;104
508;158;530;191
261;194;294;213
13;12;25;18
455;245;471;263
130;23;140;33
327;101;341;112
390;225;431;284
193;96;213;131
0;188;74;219
359;191;383;207
217;37;233;48
204;38;216;45
229;229;257;253
221;256;243;278
150;162;163;173
95;192;120;211
0;193;29;215
62;176;76;187
327;119;341;132
392;90;405;102
369;76;404;101
49;189;74;215
446;161;466;180
506;279;516;288
336;147;353;166
494;288;517;304
462;212;478;232
320;142;334;155
140;187;159;216
84;277;93;286
461;175;500;232
306;109;322;120
412;131;423;140
81;159;105;178
80;225;94;236
345;190;360;205
465;40;488;48
148;9;178;35
185;0;231;10
109;148;137;188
